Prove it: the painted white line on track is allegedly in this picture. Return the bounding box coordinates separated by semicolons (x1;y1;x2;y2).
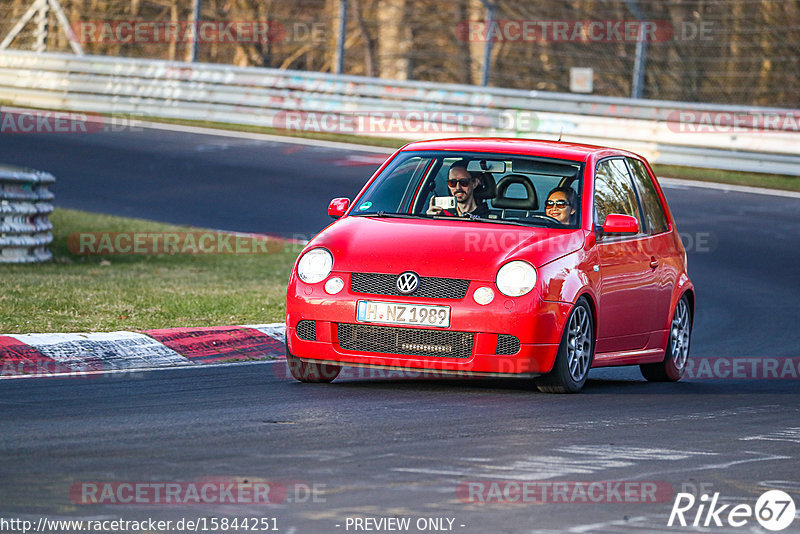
556;445;715;461
8;107;792;197
138;120;396;154
136;120;798;198
621;452;791;483
394;446;720;482
660;177;800;199
741;427;800;444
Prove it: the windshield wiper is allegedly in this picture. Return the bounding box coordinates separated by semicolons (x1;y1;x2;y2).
353;211;429;220
432;215;552;228
355;212;555;228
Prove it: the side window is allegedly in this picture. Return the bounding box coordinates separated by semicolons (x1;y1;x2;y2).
594;159;643;229
627;158;670;234
358;157;429;213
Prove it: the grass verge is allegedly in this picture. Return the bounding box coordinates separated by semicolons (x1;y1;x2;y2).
0;209;303;334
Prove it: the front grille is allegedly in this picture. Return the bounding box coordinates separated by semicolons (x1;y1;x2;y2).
350;272;469;299
337;323;474;358
296;320;317;341
496;334;521;355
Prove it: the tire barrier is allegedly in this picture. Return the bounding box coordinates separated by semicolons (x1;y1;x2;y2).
0;165;55;263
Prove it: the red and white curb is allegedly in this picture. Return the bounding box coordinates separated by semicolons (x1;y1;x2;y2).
0;324;286;379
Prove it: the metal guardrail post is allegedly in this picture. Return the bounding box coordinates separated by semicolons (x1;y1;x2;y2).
0;165;55;263
189;0;202;63
479;0;495;87
625;0;647;99
336;0;348;75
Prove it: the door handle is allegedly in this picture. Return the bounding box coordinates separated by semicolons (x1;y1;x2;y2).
649;257;659;269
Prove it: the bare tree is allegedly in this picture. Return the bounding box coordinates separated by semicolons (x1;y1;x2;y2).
377;0;412;80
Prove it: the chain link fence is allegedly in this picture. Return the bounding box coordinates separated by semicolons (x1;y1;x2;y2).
0;0;798;108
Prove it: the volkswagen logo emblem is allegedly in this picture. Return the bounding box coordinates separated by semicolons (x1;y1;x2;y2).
396;272;420;294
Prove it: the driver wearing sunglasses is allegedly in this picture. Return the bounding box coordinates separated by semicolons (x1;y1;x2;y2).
426;161;489;218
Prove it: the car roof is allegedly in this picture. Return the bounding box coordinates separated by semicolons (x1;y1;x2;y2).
400;137;641;162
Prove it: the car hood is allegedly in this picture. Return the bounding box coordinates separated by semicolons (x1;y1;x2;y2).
309;216;586;281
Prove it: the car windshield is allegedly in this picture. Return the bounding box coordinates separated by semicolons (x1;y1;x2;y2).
350;151;583;228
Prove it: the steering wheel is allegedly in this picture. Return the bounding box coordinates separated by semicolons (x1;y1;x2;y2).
528;214;563;224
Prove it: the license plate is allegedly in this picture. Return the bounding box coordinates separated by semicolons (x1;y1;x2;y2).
356;301;450;327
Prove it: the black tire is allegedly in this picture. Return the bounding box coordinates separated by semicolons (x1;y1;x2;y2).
640;295;692;382
286;347;341;383
535;298;595;394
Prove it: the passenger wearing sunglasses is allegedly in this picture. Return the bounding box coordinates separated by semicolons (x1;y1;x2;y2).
545;187;577;225
426;161;489;218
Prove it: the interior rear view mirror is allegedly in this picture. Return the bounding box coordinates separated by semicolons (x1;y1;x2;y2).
467;160;506;174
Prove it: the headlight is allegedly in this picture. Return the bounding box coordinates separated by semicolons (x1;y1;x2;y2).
297;248;333;283
496;261;537;297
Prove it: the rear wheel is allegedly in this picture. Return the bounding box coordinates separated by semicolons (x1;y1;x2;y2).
535;298;594;394
286;347;341;383
640;295;691;382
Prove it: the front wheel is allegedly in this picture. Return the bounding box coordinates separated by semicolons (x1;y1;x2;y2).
535;298;594;394
286;348;341;383
640;295;692;382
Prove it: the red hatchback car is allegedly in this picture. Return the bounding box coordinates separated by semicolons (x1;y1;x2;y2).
285;138;693;393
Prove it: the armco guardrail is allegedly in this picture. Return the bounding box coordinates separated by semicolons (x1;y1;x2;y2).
0;50;799;175
0;165;55;263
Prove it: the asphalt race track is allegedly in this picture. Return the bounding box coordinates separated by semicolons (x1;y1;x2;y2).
0;126;385;238
1;126;799;533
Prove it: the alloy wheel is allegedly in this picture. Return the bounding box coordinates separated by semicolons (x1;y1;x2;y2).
567;305;592;381
670;299;691;370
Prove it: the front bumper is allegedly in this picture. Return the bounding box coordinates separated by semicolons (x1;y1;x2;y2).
286;273;571;375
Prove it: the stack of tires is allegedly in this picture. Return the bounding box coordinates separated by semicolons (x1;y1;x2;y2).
0;165;55;263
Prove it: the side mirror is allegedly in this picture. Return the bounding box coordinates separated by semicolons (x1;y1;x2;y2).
328;197;351;219
601;214;639;235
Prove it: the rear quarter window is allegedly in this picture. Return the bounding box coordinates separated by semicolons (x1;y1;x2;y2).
627;158;670;234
